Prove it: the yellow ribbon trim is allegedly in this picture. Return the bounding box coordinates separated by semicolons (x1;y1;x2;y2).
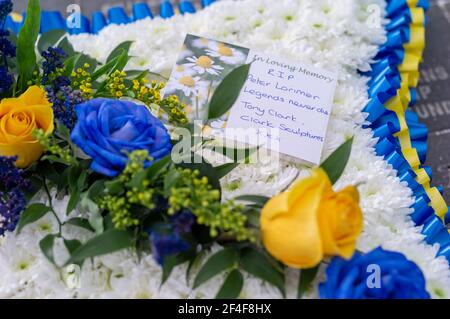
10;12;23;23
383;6;448;221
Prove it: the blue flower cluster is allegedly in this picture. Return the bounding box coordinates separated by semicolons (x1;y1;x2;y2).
0;0;14;95
149;210;196;265
46;84;84;130
0;156;30;236
319;247;430;299
0;65;12;94
0;0;12;20
41;47;67;84
42;47;84;129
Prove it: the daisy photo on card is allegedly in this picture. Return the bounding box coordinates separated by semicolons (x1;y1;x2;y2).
164;34;250;120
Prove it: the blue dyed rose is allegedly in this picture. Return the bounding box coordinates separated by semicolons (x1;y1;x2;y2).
319;247;430;299
71;98;172;177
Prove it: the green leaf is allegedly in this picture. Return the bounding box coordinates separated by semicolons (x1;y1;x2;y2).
235;195;270;207
91;55;121;81
239;248;285;296
37;29;66;53
127;170;147;191
66;229;134;265
66;189;81;215
87;204;104;235
105;179;124;195
215;269;244;299
164;169;181;196
67;168;87;214
146;155;171;181
161;255;178;286
320;137;354;185
215;163;239;179
193;248;238;289
63;54;76;77
57;37;75;56
125;69;149;80
39;234;56;264
64;239;82;254
87;180;105;201
17;203;52;233
74;53;98;73
208;64;251;119
298;266;319;299
107;41;133;63
65;217;95;232
16;0;41;91
56;121;71;141
57;167;70;194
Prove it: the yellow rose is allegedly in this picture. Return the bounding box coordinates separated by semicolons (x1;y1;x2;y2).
0;86;54;168
260;168;363;269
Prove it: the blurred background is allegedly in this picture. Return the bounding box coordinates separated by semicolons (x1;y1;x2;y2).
12;0;205;15
10;0;450;203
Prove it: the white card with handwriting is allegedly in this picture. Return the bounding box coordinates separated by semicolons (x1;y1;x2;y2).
165;34;337;165
226;51;336;164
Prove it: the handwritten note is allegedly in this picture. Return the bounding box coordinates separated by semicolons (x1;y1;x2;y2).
226;50;337;165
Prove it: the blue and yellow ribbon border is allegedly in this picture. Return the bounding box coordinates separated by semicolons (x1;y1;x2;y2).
4;1;215;35
364;0;450;263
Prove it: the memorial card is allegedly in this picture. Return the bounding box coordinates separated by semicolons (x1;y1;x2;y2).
165;34;337;165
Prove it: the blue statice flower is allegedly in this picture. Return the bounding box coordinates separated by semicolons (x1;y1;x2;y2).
0;30;15;58
148;211;195;265
41;47;67;84
0;156;30;190
41;47;84;130
0;65;12;94
46;85;83;130
0;156;30;235
0;0;12;23
170;209;196;234
0;188;26;236
0;1;14;95
149;230;190;265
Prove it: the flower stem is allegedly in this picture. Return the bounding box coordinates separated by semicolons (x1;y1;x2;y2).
42;176;63;236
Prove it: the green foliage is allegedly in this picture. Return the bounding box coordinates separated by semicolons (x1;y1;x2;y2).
107;41;134;63
101;150;155;230
39;234;57;264
17;203;51;233
298;266;320;298
208;64;251;119
37;29;66;53
167;168;254;241
194;248;239;288
16;0;41;91
240;248;285;297
33;129;77;166
321;137;354;184
66;230;134;265
216;269;244;299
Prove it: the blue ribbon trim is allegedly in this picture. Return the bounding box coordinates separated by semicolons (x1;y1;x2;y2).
365;0;450;264
4;1;216;35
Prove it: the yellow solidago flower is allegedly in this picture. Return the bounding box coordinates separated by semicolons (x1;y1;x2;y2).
260;168;363;269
